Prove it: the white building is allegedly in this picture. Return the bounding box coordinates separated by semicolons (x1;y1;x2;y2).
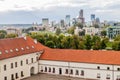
83;27;100;35
1;37;120;80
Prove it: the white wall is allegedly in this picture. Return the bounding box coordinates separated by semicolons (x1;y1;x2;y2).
39;60;120;80
0;52;40;80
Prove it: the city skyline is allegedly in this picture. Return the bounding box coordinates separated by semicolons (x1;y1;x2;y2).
0;0;120;24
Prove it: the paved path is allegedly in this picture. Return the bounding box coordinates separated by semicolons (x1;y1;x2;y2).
23;73;97;80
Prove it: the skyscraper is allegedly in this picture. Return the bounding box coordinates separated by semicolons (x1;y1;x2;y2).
42;18;49;27
79;9;83;18
65;15;70;27
78;9;85;24
91;14;95;21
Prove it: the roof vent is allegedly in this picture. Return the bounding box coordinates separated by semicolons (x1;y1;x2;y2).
34;39;37;44
24;36;27;40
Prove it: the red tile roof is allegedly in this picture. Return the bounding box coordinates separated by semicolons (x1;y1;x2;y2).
40;49;120;65
0;37;47;60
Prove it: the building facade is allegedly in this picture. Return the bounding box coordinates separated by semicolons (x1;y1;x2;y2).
1;37;120;80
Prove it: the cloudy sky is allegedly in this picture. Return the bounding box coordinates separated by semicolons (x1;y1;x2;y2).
0;0;120;24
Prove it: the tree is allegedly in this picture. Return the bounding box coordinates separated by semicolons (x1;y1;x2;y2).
93;24;99;28
56;28;61;35
92;36;101;50
101;30;107;37
0;30;7;39
112;41;120;51
114;35;120;41
84;35;92;50
76;22;83;29
78;41;85;49
67;26;75;34
45;41;55;48
5;34;18;38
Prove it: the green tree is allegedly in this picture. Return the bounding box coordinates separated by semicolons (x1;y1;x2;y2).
92;36;101;50
101;30;107;37
56;28;61;35
84;35;92;50
114;35;120;41
5;34;18;38
45;41;55;48
112;41;120;51
76;22;83;29
67;26;75;34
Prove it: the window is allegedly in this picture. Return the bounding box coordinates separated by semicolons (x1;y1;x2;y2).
97;73;100;78
117;68;120;71
107;67;110;70
49;67;51;72
15;62;17;67
53;68;55;73
45;67;47;72
26;59;28;64
70;69;73;74
97;66;100;69
21;61;23;66
11;63;13;69
40;66;43;72
106;74;110;79
21;71;24;77
11;74;14;80
116;75;120;80
75;70;79;75
81;70;84;76
4;76;7;80
4;65;6;71
36;57;38;61
31;58;33;63
15;73;18;79
65;69;68;74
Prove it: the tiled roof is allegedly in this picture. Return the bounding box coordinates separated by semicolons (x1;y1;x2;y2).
0;36;47;60
40;49;120;65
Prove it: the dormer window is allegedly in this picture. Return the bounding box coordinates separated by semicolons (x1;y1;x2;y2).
0;51;2;54
21;48;24;51
5;50;8;53
10;49;13;52
26;46;29;49
32;46;34;48
16;48;19;52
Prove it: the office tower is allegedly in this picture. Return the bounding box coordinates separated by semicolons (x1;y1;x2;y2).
78;9;85;23
91;14;95;21
79;9;83;18
65;15;71;27
96;17;100;24
42;18;49;27
60;20;65;27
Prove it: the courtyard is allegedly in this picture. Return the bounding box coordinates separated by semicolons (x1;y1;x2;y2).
23;73;97;80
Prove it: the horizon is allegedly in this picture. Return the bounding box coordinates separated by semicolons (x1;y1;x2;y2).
0;0;120;24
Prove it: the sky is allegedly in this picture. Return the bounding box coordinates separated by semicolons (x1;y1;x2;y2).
0;0;120;24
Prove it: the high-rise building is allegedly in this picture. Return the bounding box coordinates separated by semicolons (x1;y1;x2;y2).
78;9;85;24
42;18;49;27
96;17;100;24
79;9;83;18
65;15;71;27
60;20;65;27
91;14;95;21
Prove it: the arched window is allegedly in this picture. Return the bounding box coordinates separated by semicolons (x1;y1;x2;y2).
75;70;79;75
81;70;84;76
45;67;47;72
